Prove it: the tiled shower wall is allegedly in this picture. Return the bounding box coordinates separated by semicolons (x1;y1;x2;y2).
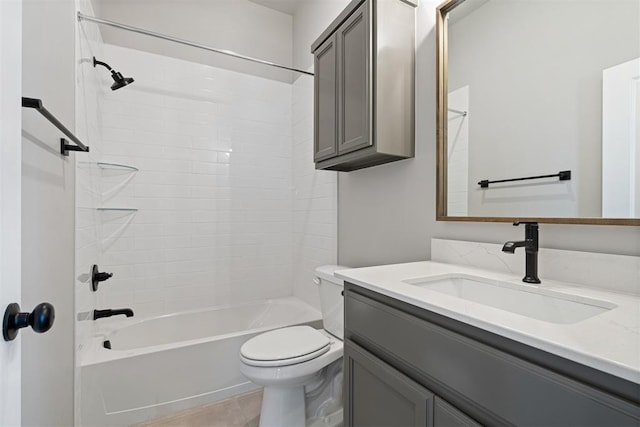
292;73;338;308
76;27;337;355
76;0;106;357
94;43;294;316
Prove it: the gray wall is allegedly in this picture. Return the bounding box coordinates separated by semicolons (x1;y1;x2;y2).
447;0;639;218
338;1;640;268
21;0;75;424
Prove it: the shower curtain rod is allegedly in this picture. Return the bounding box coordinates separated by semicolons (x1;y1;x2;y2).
77;12;314;76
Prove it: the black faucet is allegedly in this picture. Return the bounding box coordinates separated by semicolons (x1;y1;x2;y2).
502;222;541;284
93;308;134;320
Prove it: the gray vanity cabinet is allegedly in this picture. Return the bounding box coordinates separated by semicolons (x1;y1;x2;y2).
433;398;482;427
345;340;482;427
311;0;416;172
345;340;433;426
344;285;640;426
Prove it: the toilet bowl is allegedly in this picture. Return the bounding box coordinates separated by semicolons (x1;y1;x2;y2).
239;265;346;427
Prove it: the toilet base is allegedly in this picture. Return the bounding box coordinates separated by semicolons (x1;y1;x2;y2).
259;385;305;427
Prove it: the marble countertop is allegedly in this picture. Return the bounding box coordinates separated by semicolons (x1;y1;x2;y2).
335;261;640;384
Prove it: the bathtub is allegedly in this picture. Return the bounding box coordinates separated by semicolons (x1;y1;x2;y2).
79;297;321;426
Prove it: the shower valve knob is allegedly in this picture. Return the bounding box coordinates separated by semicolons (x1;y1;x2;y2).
91;264;113;292
3;302;55;341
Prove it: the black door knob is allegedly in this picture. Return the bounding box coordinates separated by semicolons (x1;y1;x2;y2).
2;302;55;341
92;264;113;291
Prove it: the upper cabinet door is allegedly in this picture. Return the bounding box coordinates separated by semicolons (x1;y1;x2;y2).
314;34;338;162
337;2;371;156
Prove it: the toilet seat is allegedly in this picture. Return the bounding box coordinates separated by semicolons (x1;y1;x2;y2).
240;326;331;367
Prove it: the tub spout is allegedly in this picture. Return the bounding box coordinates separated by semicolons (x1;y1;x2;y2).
93;308;134;320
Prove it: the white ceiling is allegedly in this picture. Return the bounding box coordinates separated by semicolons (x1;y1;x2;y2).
248;0;302;15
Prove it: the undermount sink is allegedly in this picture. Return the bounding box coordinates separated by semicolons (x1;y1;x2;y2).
403;275;617;324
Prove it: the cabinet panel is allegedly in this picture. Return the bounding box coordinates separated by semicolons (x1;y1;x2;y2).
345;340;433;427
337;2;371;156
434;398;482;427
314;34;338;161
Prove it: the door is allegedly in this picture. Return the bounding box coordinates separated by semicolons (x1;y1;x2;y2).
2;1;76;425
0;0;23;425
345;341;433;427
314;34;338;161
20;0;76;425
602;57;640;217
337;1;372;155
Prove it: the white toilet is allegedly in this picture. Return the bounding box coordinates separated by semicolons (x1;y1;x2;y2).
239;265;346;427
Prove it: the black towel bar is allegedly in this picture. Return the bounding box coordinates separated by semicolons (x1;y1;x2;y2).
22;97;89;156
478;170;571;188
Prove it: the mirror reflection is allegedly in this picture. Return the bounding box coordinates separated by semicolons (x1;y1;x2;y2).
441;0;640;221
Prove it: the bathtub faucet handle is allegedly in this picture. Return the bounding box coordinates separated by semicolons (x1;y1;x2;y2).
92;264;113;292
93;308;134;320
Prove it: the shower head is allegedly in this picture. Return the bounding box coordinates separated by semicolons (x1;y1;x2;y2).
109;71;134;91
93;56;135;91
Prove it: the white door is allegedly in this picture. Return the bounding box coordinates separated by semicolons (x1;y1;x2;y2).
0;0;23;425
602;57;640;218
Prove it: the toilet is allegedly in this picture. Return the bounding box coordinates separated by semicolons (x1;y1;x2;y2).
239;265;346;427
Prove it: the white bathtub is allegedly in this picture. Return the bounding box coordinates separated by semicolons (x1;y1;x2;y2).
79;297;321;426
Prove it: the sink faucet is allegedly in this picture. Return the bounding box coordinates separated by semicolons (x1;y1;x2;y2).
93;308;134;320
502;222;541;284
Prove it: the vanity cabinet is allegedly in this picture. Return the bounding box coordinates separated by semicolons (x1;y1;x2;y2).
311;0;416;172
344;284;640;426
346;340;481;427
345;340;433;426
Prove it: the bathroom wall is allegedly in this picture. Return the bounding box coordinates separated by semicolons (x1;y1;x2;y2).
93;0;293;82
21;0;76;424
76;0;106;365
291;73;338;307
447;0;639;218
289;0;347;307
338;0;640;269
76;0;342;332
292;0;352;71
85;43;294;320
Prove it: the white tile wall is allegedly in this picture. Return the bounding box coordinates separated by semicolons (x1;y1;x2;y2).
76;36;337;349
76;0;106;358
91;43;294;319
291;73;338;309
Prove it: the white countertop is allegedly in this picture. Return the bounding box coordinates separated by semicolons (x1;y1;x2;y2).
335;261;640;384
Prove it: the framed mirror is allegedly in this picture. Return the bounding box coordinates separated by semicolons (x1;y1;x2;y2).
436;0;640;225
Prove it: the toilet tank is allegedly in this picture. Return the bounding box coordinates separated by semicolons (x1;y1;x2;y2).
314;265;347;340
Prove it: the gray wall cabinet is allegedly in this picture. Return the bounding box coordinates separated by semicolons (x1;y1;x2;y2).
344;284;640;426
311;0;416;172
314;34;338;162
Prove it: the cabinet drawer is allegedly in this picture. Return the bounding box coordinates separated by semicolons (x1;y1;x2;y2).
345;290;640;426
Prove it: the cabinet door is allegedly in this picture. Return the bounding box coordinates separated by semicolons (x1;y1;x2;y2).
314;34;338;161
434;398;482;427
337;1;372;155
345;340;433;427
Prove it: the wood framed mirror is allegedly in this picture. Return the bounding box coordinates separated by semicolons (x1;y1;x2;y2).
436;0;640;225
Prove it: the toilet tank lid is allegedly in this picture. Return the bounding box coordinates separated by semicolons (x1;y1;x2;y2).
315;265;348;284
